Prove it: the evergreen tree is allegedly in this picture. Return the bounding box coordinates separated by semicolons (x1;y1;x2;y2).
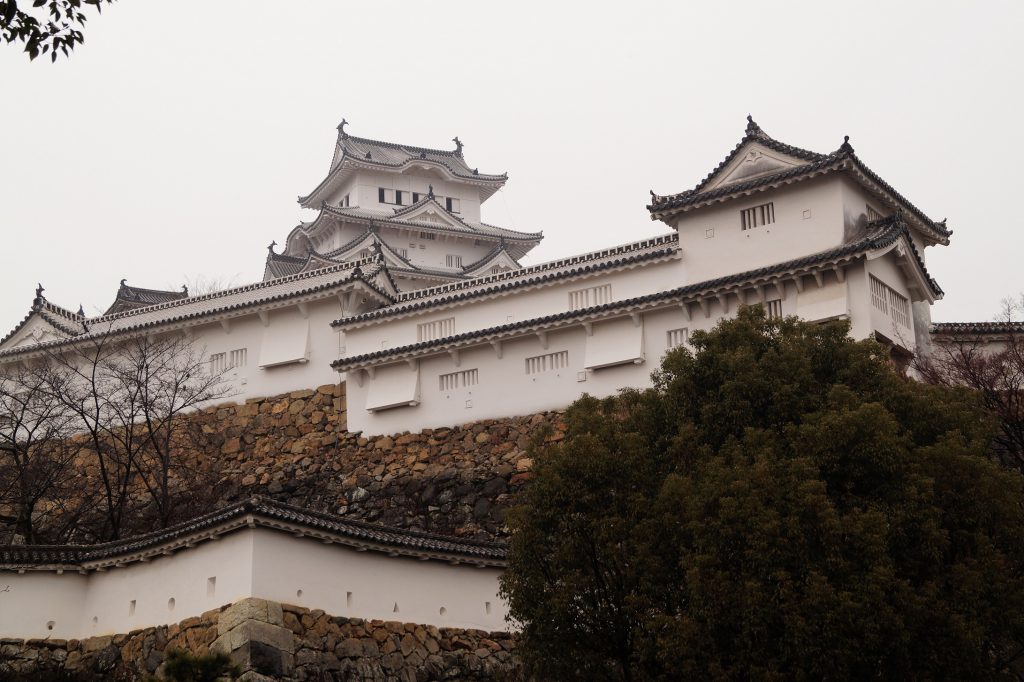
502;306;1024;681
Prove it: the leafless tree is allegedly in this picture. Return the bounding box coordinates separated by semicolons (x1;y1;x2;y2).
116;334;232;529
41;327;232;540
0;363;84;544
916;294;1024;471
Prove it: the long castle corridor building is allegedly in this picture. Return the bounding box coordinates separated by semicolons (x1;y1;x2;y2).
0;116;954;436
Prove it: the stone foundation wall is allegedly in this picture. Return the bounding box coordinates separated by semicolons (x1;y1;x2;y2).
6;382;565;545
197;385;565;541
0;598;519;681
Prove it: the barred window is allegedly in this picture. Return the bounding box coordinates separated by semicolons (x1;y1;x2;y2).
666;328;688;349
765;299;783;319
866;205;882;222
446;254;463;268
568;284;612;311
210;352;227;374
525;351;569;375
439;368;479;391
741;202;775;230
870;275;910;329
229;348;247;368
417;317;455;342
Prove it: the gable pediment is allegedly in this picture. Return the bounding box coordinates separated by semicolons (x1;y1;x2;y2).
703;142;808;192
464;249;520;277
0;313;67;351
396;202;462;228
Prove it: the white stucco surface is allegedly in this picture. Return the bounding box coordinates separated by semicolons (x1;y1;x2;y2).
0;527;507;640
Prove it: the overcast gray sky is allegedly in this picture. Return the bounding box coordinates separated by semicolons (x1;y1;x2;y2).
2;1;1021;332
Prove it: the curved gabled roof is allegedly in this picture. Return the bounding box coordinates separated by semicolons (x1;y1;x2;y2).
0;287;87;349
104;280;189;315
299;124;508;209
648;116;952;246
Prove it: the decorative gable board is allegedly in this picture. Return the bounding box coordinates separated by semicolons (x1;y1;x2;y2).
703;143;807;192
395;203;462;229
464;250;520;277
0;314;67;351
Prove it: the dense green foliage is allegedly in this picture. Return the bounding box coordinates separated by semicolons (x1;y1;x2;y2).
159;649;239;682
501;307;1024;681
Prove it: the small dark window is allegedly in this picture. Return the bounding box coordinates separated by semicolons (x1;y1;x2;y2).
412;192;420;203
378;188;385;203
741;202;775;230
446;197;454;211
395;190;404;206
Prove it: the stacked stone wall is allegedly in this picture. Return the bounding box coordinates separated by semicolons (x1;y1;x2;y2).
195;384;565;541
0;598;519;681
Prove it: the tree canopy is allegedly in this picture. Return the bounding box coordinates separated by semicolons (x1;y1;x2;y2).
501;306;1024;681
0;0;113;62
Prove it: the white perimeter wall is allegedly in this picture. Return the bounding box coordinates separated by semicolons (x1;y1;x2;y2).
251;531;505;632
0;528;507;641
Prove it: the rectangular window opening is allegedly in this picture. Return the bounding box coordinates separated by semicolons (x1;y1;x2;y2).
741;201;775;230
667;328;688;349
568;284;612;311
417;317;455;342
439;368;479;391
209;352;227;374
446;254;463;268
525;350;569;375
870;275;910;329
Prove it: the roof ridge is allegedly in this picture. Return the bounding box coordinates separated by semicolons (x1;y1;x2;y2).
320;204;544;241
343;134;460;159
682;115;828;196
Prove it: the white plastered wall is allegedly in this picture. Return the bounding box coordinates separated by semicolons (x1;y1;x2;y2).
250;530;505;631
0;528;508;641
674;178;845;283
0;531;254;641
344;258;688;359
189;297;344;402
352;169;484;224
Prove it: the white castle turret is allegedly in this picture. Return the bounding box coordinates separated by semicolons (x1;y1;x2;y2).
265;121;542;290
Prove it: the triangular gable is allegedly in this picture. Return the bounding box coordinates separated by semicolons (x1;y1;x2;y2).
336;231;384;262
463;248;521;277
0;311;70;351
390;198;465;229
702;141;810;192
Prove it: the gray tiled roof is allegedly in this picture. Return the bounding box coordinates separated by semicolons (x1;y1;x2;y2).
319;203;543;243
104;281;189;315
0;497;507;571
299;126;508;207
648;117;951;245
0;259;395;360
331;233;681;329
931;321;1024;335
331;220;936;370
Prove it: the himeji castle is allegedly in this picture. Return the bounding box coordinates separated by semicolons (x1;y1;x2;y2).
0;117;954;435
